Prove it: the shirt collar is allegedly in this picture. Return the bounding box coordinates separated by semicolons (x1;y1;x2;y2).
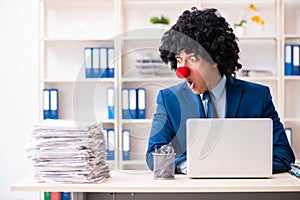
210;75;227;101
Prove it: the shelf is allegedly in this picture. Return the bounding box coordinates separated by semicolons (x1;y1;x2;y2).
124;0;272;4
44;0;113;4
283;118;300;122
121;119;152;124
284;76;300;81
41;78;115;83
123;0;198;5
42;37;115;42
121;160;149;170
102;119;115;124
284;34;300;39
122;36;162;41
237;76;279;81
121;76;179;82
237;35;278;40
121;160;147;166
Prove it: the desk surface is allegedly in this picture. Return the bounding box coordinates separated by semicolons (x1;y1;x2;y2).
11;170;300;193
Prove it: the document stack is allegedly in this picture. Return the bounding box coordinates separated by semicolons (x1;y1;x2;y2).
27;119;110;183
134;56;171;76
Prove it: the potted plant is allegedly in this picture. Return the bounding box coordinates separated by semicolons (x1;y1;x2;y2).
150;15;170;26
233;19;247;37
233;3;265;37
149;15;170;36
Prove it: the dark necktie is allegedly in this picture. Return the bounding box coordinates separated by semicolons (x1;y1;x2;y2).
202;91;211;118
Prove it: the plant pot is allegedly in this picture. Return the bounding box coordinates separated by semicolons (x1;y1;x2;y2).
150;24;169;37
234;26;247;37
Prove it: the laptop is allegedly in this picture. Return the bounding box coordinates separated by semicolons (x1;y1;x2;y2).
186;118;272;178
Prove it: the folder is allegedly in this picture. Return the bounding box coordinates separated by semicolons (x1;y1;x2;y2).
84;48;93;78
43;89;50;119
292;45;300;75
107;48;115;78
92;48;101;78
285;128;292;146
106;87;114;119
106;129;115;160
122;89;130;119
50;89;58;119
285;44;293;76
50;192;61;200
122;130;130;160
62;192;71;200
100;48;108;78
44;192;51;200
103;129;108;156
137;88;146;119
129;88;137;119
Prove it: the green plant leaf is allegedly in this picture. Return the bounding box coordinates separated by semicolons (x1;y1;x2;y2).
150;15;170;25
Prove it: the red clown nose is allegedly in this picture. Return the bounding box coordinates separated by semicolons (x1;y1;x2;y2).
176;66;190;78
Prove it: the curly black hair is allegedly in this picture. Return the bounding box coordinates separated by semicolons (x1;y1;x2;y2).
159;7;242;77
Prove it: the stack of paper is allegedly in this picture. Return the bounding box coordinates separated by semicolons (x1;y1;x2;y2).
134;56;171;75
27;119;110;183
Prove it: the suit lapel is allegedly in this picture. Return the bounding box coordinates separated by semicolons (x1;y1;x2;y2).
226;77;243;118
178;83;202;118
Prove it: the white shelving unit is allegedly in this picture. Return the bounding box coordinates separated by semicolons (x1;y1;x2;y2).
38;0;299;173
281;0;300;159
39;0;119;169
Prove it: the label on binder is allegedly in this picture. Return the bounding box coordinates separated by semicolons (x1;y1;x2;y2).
122;89;130;119
84;48;93;78
100;48;108;78
92;48;101;78
107;88;114;119
107;48;115;78
122;130;130;160
129;89;137;119
137;88;146;119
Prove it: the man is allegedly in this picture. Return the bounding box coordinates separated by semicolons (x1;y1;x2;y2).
146;7;295;174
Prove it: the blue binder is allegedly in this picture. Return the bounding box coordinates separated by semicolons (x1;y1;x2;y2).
62;192;71;200
106;129;115;160
106;88;114;119
107;48;115;78
122;88;130;119
137;88;146;119
43;89;50;119
100;48;108;78
285;44;293;76
92;48;101;78
122;130;130;160
292;45;300;75
129;88;137;119
49;89;58;119
84;48;93;78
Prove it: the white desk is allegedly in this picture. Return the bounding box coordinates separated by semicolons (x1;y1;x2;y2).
11;170;300;193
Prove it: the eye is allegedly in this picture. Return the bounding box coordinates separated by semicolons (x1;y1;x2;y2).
189;55;197;62
176;57;182;63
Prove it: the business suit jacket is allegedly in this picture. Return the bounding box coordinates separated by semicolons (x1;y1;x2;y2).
146;76;295;173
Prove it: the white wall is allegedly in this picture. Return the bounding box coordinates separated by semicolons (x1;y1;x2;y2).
0;0;40;199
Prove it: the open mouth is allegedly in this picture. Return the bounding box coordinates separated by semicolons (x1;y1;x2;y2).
187;81;194;89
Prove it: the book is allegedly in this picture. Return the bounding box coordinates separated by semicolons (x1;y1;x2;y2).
44;192;51;200
107;87;114;119
122;130;130;160
84;48;93;78
137;88;146;119
285;44;293;76
50;192;61;200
